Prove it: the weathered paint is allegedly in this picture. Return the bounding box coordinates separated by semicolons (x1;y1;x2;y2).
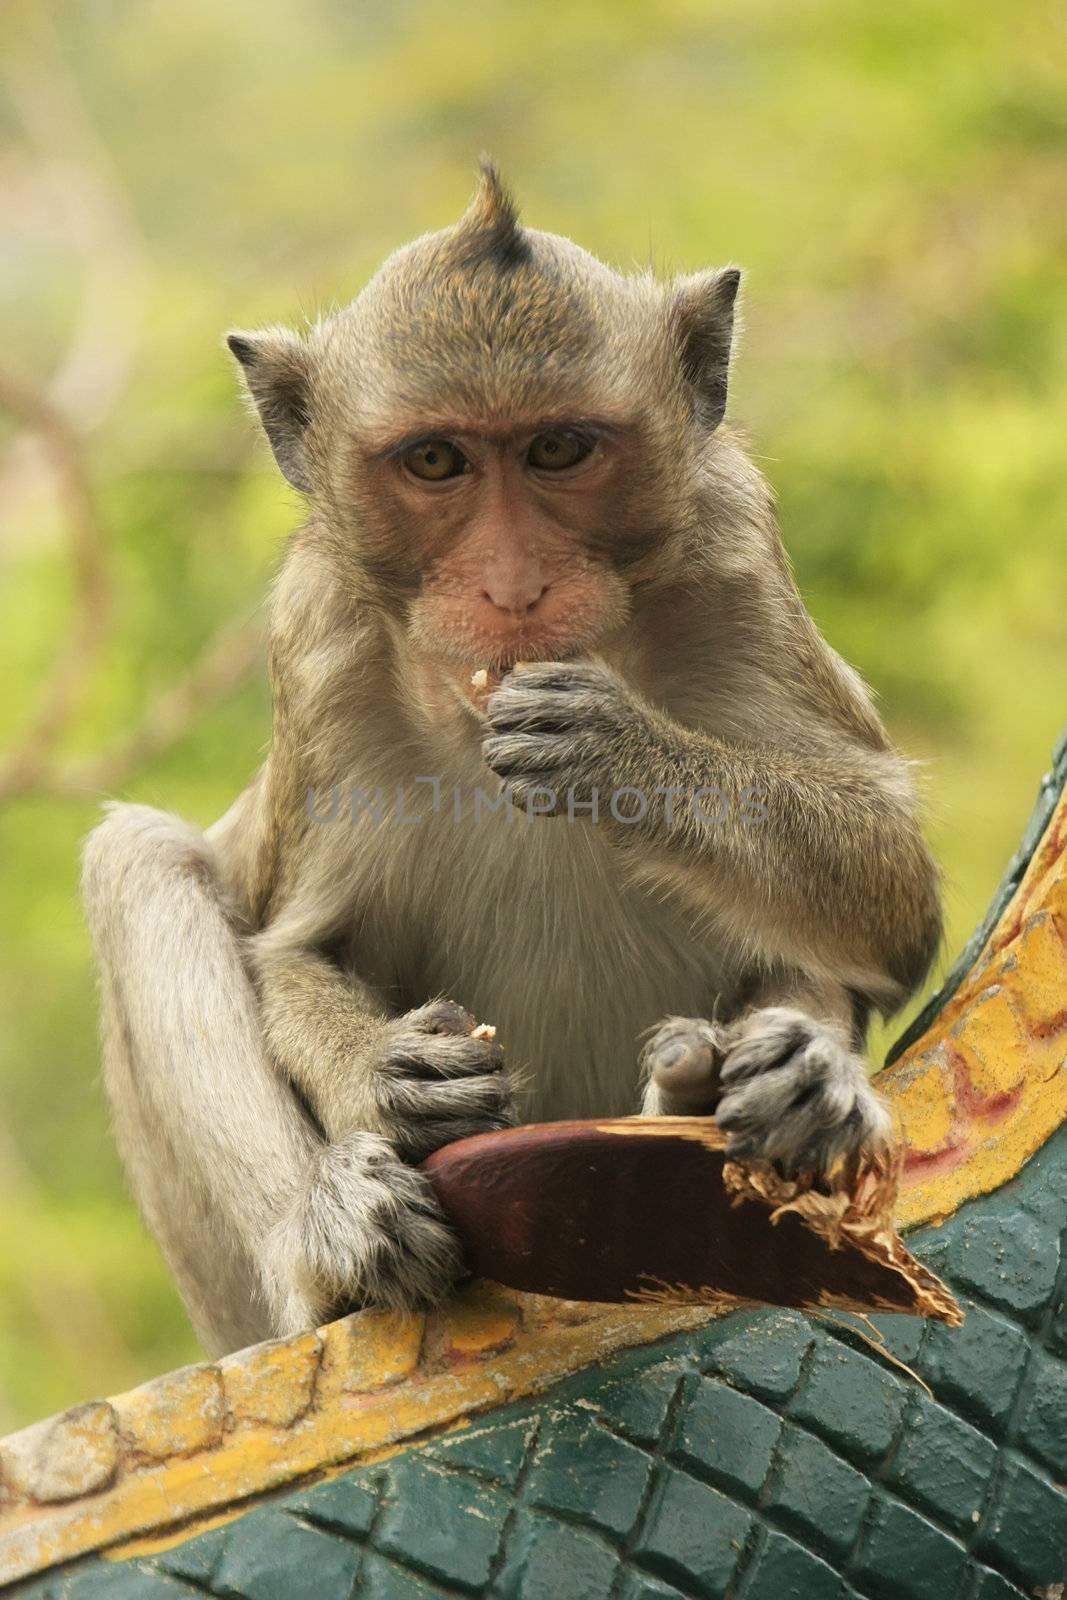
0;1292;712;1586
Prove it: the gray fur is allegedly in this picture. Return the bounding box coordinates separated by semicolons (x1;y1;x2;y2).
715;1007;893;1173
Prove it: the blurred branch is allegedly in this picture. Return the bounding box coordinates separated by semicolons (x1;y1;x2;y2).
0;368;262;805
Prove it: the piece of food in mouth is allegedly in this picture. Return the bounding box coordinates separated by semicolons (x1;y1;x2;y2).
467;666;502;711
422;1117;962;1325
467;662;531;710
470;1022;496;1041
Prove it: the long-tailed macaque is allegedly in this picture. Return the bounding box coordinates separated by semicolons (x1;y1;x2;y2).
82;165;942;1355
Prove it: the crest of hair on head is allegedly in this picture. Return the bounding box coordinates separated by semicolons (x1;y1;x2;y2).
454;159;531;271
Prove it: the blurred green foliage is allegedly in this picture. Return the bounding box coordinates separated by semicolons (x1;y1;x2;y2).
0;0;1064;1430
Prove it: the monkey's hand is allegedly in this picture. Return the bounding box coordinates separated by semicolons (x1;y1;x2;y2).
714;1007;892;1179
482;660;658;813
372;999;517;1163
267;1131;464;1330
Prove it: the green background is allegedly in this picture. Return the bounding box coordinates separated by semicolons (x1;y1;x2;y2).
0;0;1064;1430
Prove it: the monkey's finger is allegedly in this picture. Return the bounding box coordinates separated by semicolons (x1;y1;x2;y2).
715;1040;889;1176
639;1017;723;1114
487;679;627;738
386;1033;507;1080
401;999;477;1037
748;1038;856;1118
486;690;600;735
721;1090;890;1176
717;1007;817;1084
396;1114;518;1163
481;733;581;780
384;1073;516;1122
498;660;612;696
716;1065;855;1139
278;1135;465;1312
718;1102;846;1174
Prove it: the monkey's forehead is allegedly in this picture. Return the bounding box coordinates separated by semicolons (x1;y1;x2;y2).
316;230;674;424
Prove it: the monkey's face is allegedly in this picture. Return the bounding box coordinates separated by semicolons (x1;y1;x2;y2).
348;407;678;670
316;235;702;669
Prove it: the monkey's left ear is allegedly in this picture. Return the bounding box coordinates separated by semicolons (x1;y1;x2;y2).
669;268;741;432
226;327;314;493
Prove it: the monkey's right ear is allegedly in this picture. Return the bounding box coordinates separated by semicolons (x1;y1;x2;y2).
669;268;741;432
226;327;313;493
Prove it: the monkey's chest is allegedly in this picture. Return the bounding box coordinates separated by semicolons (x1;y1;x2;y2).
358;800;734;1122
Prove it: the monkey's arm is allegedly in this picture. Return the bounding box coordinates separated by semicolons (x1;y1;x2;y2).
483;661;941;1011
250;948;388;1138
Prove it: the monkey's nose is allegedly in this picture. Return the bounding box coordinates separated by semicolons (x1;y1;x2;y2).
481;583;549;619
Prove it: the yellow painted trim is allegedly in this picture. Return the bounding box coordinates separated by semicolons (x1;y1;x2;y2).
0;1291;712;1586
879;784;1067;1228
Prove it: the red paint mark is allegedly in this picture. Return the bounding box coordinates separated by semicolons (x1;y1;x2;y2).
899;1048;1026;1195
948;1046;1025;1125
1048;809;1067;856
440;1345;486;1369
902;1140;968;1184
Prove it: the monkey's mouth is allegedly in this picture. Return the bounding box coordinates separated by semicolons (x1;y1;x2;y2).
485;644;581;673
467;649;585;713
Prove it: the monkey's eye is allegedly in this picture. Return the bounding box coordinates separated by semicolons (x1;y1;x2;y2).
527;430;593;471
401;440;469;481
